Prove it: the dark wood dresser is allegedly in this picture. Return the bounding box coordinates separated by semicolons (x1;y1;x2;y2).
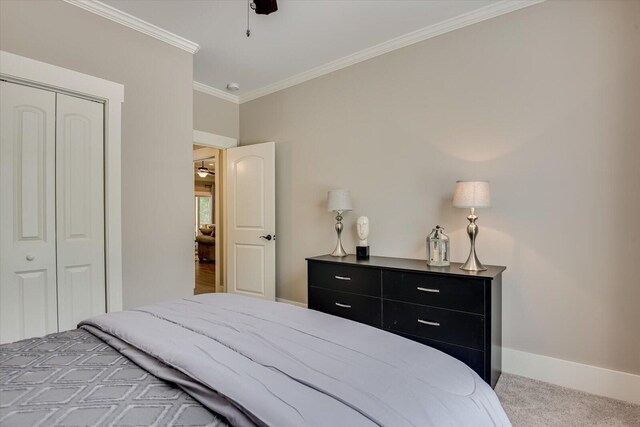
306;255;506;387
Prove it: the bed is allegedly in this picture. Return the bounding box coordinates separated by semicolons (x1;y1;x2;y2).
1;293;511;426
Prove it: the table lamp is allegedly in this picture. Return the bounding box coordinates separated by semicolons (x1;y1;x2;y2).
327;189;352;257
453;181;491;271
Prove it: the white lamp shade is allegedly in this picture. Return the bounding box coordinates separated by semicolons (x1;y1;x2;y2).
452;181;491;208
327;189;352;212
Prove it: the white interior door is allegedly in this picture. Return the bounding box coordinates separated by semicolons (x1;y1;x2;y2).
0;81;58;343
225;142;275;300
55;93;106;331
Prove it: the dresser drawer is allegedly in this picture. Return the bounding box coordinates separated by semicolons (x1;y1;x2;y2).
383;270;484;314
383;300;484;350
392;332;485;378
309;287;381;327
308;262;381;297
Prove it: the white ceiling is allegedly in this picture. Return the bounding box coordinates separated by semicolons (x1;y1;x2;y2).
101;0;517;99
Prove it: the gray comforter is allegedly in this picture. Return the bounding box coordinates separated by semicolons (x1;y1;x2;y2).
80;293;511;427
0;328;227;426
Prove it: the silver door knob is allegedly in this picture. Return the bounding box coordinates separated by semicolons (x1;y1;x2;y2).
26;255;35;261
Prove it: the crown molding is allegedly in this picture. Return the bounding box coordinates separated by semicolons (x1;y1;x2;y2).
193;81;240;104
63;0;200;54
238;0;545;103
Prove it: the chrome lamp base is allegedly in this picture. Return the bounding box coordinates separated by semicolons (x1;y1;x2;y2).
460;208;487;271
330;210;348;257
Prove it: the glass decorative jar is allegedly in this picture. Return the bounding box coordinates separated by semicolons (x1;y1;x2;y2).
427;225;450;267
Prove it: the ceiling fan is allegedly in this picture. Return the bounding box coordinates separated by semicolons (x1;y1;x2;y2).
196;161;215;178
246;0;278;37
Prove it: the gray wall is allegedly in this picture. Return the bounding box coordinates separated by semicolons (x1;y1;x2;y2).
194;90;239;139
240;0;640;375
0;0;195;309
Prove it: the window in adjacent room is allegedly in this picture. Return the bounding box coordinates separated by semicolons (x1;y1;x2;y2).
195;195;212;232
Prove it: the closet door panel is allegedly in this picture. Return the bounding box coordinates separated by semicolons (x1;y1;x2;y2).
17;270;54;339
0;82;58;343
56;94;106;331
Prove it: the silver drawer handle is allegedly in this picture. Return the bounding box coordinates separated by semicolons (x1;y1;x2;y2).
417;287;439;293
335;302;352;309
334;276;351;281
417;319;440;327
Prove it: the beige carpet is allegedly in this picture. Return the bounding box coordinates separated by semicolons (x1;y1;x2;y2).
495;374;640;427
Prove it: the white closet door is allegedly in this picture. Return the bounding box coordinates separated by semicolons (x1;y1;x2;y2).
55;94;106;331
0;81;58;344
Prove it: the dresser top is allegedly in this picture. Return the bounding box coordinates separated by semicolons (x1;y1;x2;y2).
306;255;506;279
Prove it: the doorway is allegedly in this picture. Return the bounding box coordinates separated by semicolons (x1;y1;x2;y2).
193;145;221;294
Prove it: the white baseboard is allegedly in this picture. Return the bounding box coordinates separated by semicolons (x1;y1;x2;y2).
503;348;640;405
276;297;308;308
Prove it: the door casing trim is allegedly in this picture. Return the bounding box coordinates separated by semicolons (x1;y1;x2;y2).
1;50;124;313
